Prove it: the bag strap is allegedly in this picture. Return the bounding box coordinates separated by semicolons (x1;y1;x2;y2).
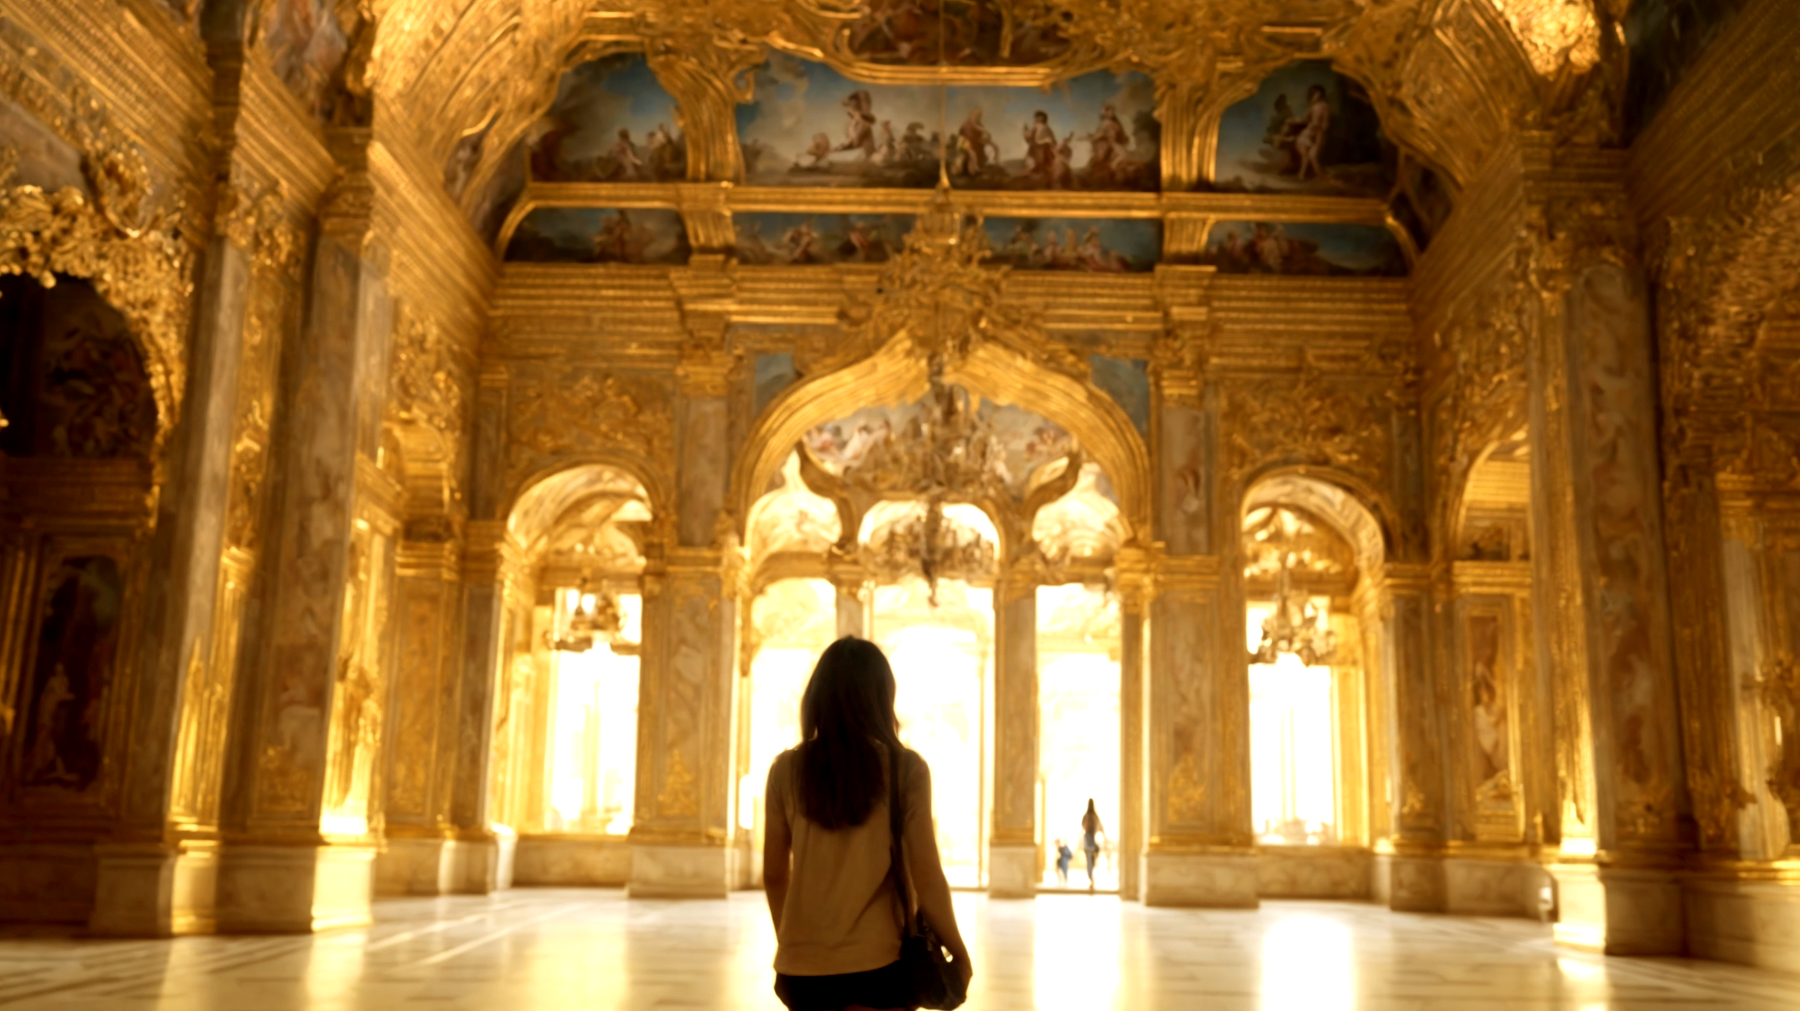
886;743;915;932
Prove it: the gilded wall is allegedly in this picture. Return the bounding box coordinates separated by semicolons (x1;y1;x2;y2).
0;0;1791;972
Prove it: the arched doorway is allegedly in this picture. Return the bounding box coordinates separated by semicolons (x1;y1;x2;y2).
492;463;655;884
734;339;1149;894
1240;472;1386;896
0;273;160;921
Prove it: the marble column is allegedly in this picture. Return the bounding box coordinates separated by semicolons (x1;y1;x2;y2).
374;537;469;896
1529;242;1686;953
833;575;867;639
1142;561;1257;907
1116;548;1149;902
629;367;739;898
989;571;1039;897
445;520;514;892
1368;565;1447;912
216;132;395;932
87;232;251;936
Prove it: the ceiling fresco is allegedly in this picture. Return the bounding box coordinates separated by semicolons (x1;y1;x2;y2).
803;385;1077;501
194;0;1685;262
373;0;1736;275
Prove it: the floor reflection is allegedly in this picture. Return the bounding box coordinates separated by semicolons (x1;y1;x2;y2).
0;891;1794;1010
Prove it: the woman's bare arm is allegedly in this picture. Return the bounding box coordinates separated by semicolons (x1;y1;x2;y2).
902;756;973;986
763;762;791;932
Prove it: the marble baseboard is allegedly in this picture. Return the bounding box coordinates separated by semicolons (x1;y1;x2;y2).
88;841;218;936
1141;851;1259;908
376;837;456;896
1684;877;1800;973
627;844;728;899
513;836;632;886
1443;857;1551;918
216;843;376;933
0;844;95;923
1551;863;1683;955
1257;847;1371;898
1380;853;1447;912
988;845;1037;898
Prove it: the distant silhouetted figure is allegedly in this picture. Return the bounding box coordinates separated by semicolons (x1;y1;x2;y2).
1081;799;1106;893
1054;838;1073;886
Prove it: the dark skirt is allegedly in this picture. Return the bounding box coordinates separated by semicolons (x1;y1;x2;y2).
775;960;914;1011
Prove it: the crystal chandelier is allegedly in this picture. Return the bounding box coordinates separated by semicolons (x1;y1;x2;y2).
546;580;625;653
1250;562;1337;667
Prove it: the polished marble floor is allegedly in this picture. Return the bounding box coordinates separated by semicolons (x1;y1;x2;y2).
0;889;1795;1010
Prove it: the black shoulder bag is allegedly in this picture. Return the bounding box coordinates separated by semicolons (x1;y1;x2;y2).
887;746;967;1010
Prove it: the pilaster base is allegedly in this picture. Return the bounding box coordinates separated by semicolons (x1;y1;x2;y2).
88;841;218;936
217;843;376;933
376;837;456;896
0;844;95;923
513;835;632;886
1685;877;1800;972
988;844;1037;898
1377;852;1446;912
1443;856;1552;918
1257;846;1371;899
1550;863;1683;955
1141;851;1259;908
627;843;728;899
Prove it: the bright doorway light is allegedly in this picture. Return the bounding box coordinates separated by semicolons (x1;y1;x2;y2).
1247;602;1337;845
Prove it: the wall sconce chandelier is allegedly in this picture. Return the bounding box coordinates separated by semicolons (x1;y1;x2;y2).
1250;562;1337;667
547;581;629;654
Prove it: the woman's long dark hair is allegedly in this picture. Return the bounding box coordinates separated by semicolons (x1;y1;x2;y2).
796;636;903;830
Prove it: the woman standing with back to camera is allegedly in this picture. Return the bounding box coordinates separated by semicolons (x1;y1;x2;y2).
763;637;973;1011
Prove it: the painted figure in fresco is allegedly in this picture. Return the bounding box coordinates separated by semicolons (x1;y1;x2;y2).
837;90;879;159
592;210;653;263
850;0;933;62
25;664;75;784
36;312;155;459
1263;93;1294;148
1472;656;1508;783
1282;84;1332;181
875;121;899;165
1022;111;1059;183
610;129;647;182
646;123;682;179
800;132;834;169
901;121;934;163
20;557;123;792
1083;103;1132;185
956;109;1000;175
781;221;820;264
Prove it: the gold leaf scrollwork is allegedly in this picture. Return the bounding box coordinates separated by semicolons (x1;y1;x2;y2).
840;204;1082;380
1223;358;1392;493
1752;653;1800;846
658;748;699;819
0;144;193;450
507;370;674;491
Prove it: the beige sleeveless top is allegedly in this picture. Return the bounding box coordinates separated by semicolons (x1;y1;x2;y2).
767;744;930;976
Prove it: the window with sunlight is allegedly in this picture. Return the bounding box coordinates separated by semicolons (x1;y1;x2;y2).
546;590;641;835
1248;601;1338;845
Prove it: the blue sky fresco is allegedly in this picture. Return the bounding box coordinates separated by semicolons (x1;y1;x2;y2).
530;55;684;181
945;70;1158;190
1202;220;1405;276
1212;60;1391;198
504;207;690;265
737;54;942;187
983;216;1161;271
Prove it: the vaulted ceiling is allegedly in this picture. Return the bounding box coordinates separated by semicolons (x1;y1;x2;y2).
197;0;1646;240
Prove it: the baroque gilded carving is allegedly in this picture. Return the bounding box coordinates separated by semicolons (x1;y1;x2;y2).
506;369;674;493
0;145;192;448
1221;359;1393;495
1752;653;1800;847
